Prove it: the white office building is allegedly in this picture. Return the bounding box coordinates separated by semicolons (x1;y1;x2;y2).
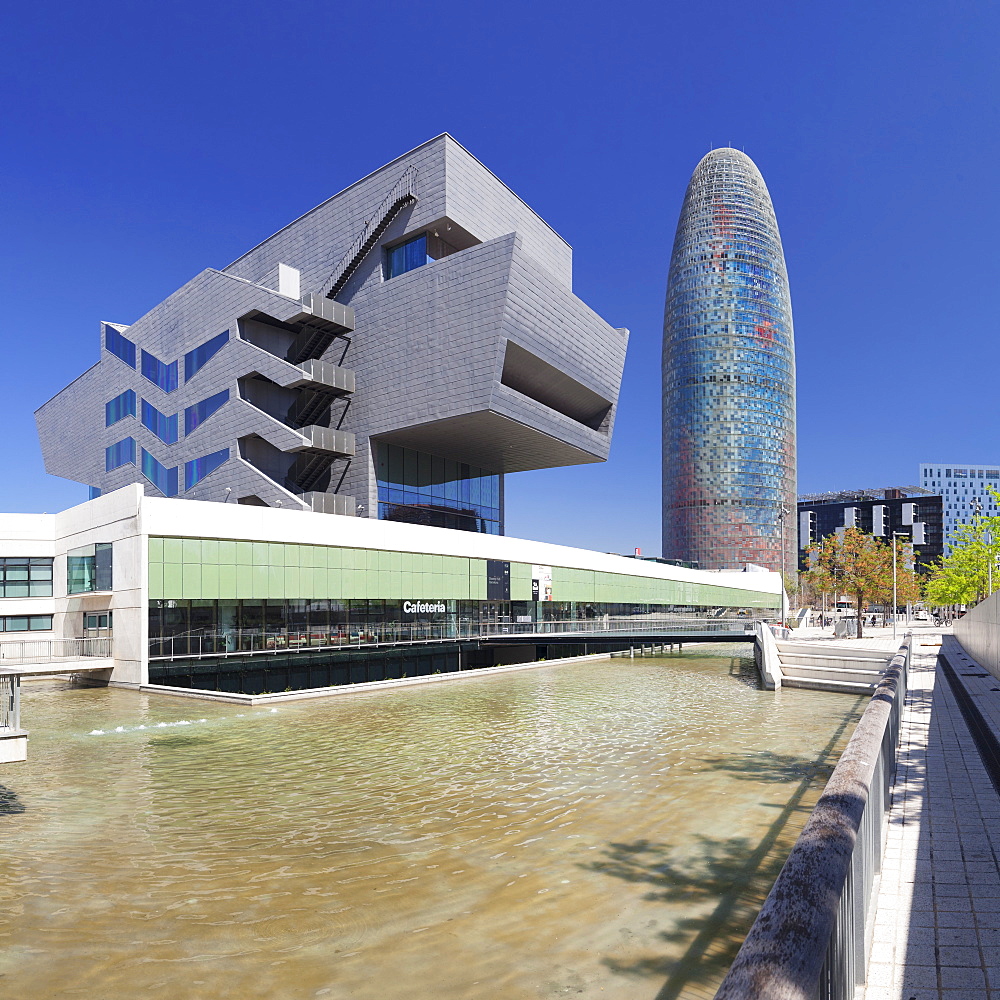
920;463;1000;552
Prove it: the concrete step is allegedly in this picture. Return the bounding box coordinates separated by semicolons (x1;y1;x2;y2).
778;652;889;671
782;676;876;695
775;641;891;660
779;662;884;684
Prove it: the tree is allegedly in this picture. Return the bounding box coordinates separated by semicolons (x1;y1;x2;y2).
805;526;915;639
925;488;1000;609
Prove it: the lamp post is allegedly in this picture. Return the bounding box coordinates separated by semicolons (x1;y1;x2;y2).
891;530;909;641
973;498;992;597
777;503;789;628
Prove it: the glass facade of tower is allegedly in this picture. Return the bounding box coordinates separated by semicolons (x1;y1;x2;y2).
662;149;796;574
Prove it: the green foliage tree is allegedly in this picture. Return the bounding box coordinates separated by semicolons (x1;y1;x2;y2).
924;487;1000;609
805;526;919;639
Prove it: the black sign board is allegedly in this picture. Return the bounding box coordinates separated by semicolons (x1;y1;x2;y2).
486;560;511;600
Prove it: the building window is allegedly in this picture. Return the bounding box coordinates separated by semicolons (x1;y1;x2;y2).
105;390;136;427
375;443;502;534
141;399;179;444
141;449;179;497
0;558;53;598
185;449;230;490
140;351;179;393
385;234;431;279
67;543;113;594
105;437;136;472
0;615;53;632
184;331;229;382
104;325;136;369
84;612;112;630
88;487;102;500
185;390;229;435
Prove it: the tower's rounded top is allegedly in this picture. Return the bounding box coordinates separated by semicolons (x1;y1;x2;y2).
691;147;763;175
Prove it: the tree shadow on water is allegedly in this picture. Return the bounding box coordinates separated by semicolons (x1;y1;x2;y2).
0;784;25;816
582;833;788;998
582;701;866;998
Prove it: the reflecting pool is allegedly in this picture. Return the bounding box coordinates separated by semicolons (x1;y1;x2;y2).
0;647;864;999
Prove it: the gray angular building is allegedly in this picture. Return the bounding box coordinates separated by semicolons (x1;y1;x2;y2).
36;135;628;533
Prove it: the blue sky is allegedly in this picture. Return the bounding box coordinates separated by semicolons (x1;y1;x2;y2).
3;1;998;554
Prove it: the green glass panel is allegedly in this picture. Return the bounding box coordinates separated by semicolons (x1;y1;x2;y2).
251;565;268;596
162;562;182;597
200;539;219;563
218;540;237;564
148;537;164;563
236;568;254;599
284;544;301;567
252;542;269;565
284;567;301;597
218;564;238;596
200;563;219;599
147;563;163;600
267;566;284;598
182;538;201;564
163;538;183;563
181;564;202;599
235;542;253;566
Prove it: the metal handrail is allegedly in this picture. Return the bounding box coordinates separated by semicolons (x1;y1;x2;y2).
148;616;768;660
0;637;112;661
714;635;910;1000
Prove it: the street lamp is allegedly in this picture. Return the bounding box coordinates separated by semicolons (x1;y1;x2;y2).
891;530;911;641
777;503;789;628
973;498;993;597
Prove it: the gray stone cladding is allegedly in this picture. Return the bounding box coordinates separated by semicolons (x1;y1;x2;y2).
35;134;627;525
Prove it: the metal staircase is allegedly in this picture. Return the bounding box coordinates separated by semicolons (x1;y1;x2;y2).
318;165;418;301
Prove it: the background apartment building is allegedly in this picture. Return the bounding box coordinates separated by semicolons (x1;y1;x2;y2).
920;463;1000;552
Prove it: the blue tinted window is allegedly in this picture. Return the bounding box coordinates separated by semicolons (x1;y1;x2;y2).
385;234;430;279
185;389;229;435
105;437;136;471
104;325;136;368
140;399;178;444
184;330;229;382
88;487;102;500
140;351;178;393
375;443;501;533
105;389;136;427
140;449;178;497
185;448;230;490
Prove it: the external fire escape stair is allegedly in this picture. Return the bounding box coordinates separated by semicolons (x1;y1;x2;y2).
318;165;418;302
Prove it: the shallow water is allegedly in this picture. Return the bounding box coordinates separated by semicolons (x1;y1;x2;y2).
0;647;864;999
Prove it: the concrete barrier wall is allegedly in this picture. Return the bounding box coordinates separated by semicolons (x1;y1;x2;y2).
954;591;1000;680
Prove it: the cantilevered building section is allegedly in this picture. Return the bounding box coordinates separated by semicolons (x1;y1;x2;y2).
35;135;627;534
662;148;796;574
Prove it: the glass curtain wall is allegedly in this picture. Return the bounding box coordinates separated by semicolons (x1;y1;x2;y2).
375;443;502;534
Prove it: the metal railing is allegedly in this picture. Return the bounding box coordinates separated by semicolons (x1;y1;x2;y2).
149;616;764;660
0;637;113;662
715;635;910;1000
0;674;20;730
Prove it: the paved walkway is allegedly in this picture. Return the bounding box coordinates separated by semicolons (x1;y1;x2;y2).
858;632;1000;999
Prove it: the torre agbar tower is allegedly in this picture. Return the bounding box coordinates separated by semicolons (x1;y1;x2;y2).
662;148;796;575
